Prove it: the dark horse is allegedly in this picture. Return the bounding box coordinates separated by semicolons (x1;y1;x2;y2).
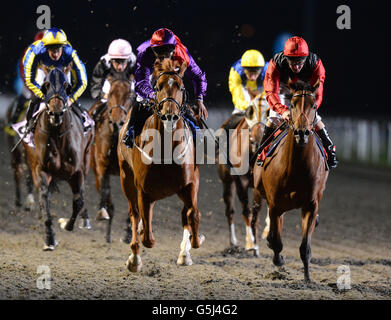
24;68;94;250
217;94;266;255
5;98;35;209
253;80;328;281
118;59;204;272
89;78;133;243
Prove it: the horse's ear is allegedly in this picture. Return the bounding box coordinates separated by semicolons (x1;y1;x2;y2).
41;82;51;96
63;81;72;96
287;79;296;93
179;62;187;77
311;78;321;92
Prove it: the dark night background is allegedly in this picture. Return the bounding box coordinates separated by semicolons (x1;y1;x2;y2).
0;0;387;118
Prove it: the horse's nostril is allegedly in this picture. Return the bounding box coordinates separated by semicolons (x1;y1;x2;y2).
173;115;179;121
161;115;167;121
294;129;298;135
119;121;124;126
305;129;310;136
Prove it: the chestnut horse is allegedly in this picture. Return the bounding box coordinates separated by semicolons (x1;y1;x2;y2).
217;94;266;255
118;59;205;272
5;98;35;209
89;79;133;243
253;80;328;281
24;68;94;250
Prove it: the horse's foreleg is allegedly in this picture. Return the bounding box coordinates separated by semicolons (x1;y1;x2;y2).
11;150;22;207
235;177;255;252
267;207;285;266
38;174;57;251
176;206;193;266
300;203;318;282
96;169;110;221
25;167;35;211
178;183;204;249
251;189;264;257
138;192;155;248
223;178;237;247
105;193;115;243
61;172;86;231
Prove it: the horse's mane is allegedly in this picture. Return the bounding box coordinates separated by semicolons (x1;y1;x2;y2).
292;80;314;92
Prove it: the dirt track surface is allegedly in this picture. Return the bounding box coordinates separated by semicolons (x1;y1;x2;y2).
0;132;390;300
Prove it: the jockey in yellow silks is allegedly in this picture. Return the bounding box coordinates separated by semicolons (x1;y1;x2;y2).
225;49;269;130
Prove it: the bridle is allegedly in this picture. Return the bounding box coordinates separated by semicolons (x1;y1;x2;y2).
152;71;187;119
288;91;317;131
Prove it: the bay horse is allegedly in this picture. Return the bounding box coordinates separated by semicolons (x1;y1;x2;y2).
253;80;328;281
118;59;205;272
24;68;94;250
89;78;134;243
217;94;266;255
5;97;35;209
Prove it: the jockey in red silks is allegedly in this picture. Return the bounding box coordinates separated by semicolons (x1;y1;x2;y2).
122;28;208;148
258;36;338;169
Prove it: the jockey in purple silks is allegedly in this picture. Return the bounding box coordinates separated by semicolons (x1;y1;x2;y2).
122;28;208;148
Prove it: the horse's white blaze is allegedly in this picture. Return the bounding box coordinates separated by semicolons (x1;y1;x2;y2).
245;226;256;250
96;207;110;221
167;77;174;88
126;253;142;272
262;209;270;240
230;223;238;246
177;228;192;266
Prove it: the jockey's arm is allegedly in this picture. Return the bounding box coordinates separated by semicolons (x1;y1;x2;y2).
90;59;108;100
134;55;155;101
264;59;289;115
23;46;44;99
185;54;208;119
68;50;88;104
228;67;250;111
309;59;326;109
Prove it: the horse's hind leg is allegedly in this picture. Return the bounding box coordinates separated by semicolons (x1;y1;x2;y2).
105;193;115;243
223;176;237;247
251;189;265;257
266;206;285;266
300;203;318;282
96;170;110;221
24;166;35;211
177;206;193;266
11;148;22;207
235;176;256;252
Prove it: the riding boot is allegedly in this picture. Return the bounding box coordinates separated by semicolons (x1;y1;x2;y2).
25;97;41;132
317;127;338;169
256;125;275;166
122;101;141;148
10;96;27;124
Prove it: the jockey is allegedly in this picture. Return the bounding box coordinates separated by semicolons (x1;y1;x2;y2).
258;36;338;169
122;27;208;148
226;49;269;130
22;27;88;131
4;30;45;135
90;39;137;120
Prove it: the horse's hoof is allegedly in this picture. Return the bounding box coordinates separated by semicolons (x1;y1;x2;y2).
141;237;155;248
177;253;193;266
15;200;22;208
79;218;91;230
273;254;285;267
126;254;142;272
58;218;68;230
120;236;131;244
96;208;110;221
246;244;260;257
105;235;112;244
24;194;35;211
43;240;58;251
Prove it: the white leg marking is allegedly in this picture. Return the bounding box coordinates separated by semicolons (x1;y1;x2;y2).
177;228;193;266
230;223;238;246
